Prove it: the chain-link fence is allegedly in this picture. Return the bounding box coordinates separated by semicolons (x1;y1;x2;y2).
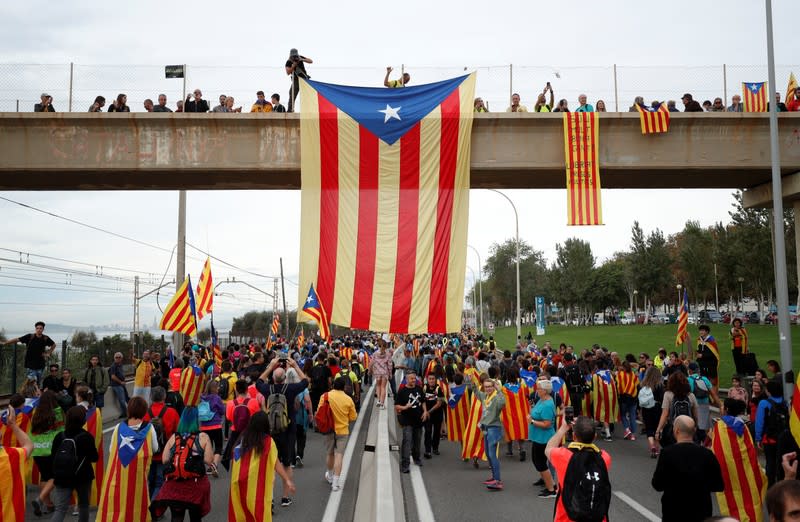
1;63;797;114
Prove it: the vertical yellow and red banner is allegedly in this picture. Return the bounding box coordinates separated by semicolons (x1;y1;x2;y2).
563;113;602;226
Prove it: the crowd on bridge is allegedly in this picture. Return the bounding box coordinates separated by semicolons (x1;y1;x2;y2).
30;49;800;117
2;318;800;521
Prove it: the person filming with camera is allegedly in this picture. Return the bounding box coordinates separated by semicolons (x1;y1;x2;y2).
285;48;313;113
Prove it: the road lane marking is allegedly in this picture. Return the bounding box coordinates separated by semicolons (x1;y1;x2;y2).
613;491;660;522
409;462;435;521
322;381;376;522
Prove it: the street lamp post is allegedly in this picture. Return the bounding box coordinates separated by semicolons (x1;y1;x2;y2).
487;189;521;341
633;290;639;324
676;284;682;315
738;277;744;313
468;244;484;334
466;267;477;329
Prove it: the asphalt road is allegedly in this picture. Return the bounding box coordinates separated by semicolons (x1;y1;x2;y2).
23;408;727;522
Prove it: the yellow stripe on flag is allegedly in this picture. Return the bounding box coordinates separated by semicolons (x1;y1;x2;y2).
298;80;322;324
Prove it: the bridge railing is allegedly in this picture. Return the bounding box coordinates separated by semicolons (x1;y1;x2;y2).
0;63;797;114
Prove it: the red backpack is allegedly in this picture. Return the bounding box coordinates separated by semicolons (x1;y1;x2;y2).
232;397;252;433
314;393;335;434
164;433;205;480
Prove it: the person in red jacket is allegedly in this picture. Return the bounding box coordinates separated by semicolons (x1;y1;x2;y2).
143;386;180;501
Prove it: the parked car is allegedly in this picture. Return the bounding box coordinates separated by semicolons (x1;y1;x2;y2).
652;313;671;324
698;310;723;323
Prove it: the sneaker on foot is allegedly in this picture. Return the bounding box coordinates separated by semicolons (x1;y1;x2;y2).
629;434;636;441
32;499;43;517
281;497;293;507
604;433;613;442
538;489;557;498
623;428;632;440
533;478;545;486
486;480;504;490
423;453;432;459
325;471;333;484
331;482;341;492
482;477;496;485
519;450;526;462
295;456;304;468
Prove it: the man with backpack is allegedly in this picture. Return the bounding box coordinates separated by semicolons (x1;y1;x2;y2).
309;355;333;413
545;415;612;521
338;359;361;410
560;354;586;414
319;376;357;491
143;386;180;501
256;356;309;508
651;415;724;522
756;380;790;486
222;380;260;470
687;362;717;444
49;405;99;522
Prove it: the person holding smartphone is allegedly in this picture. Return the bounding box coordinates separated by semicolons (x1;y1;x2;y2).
534;82;554;112
34;93;56;112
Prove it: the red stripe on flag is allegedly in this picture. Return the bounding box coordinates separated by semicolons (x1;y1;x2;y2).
428;90;460;332
567;117;578;225
350;127;380;329
581;113;590;225
589;114;600;224
317;94;339;317
236;449;256;522
390;122;421;333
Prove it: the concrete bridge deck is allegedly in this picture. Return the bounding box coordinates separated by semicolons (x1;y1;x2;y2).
0;112;798;192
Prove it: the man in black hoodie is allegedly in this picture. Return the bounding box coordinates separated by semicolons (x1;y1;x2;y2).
681;93;704;112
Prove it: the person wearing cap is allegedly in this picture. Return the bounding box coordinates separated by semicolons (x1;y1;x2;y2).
250;91;273;113
384;66;411;88
687;362;717;443
681;93;703;112
34;93;55;112
285;48;313;113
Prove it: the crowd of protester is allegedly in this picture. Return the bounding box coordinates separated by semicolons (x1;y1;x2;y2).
3;318;800;520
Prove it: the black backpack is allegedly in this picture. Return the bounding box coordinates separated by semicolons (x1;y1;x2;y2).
53;435;85;482
558;446;612;522
765;398;790;439
671;396;692;420
565;365;585;394
311;364;330;393
148;406;168;456
217;375;231;401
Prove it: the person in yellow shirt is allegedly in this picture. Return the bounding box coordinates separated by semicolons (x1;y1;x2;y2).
506;93;528;112
131;348;153;404
324;377;357;491
384;66;410;88
250;91;273;113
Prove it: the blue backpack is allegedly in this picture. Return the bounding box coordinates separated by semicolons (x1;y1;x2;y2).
198;399;214;422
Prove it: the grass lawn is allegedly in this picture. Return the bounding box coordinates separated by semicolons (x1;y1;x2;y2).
487;323;800;381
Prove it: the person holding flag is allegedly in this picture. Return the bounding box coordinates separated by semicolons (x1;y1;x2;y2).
696;324;720;394
466;373;506;490
592;360;620;442
446;374;469;443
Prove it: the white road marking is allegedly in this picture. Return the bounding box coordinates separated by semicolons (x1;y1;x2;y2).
409;462;435;521
613;491;660;522
321;382;376;522
374;399;396;521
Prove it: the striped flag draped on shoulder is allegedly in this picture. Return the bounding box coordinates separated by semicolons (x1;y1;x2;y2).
297;74;476;334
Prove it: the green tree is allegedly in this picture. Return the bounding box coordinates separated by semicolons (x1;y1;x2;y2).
676;221;715;308
550;238;595;320
590;257;629;313
71;330;97;349
628;222;673;315
484;239;535;322
197;328;212;344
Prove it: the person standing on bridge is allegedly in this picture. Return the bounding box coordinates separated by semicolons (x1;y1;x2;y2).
286;48;312;113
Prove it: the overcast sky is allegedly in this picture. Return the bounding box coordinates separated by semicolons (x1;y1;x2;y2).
0;0;796;338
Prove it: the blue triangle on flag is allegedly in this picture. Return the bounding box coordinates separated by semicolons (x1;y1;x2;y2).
305;74;469;146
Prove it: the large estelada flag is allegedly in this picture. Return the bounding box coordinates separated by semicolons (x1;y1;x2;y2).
501;382;530;442
563;112;602;226
447;384;469;442
635;103;670;134
461;394;486;460
229;436;277;522
0;446;27;521
194;258;213;321
591;370;619;423
298;74;476;334
97;422;154;522
743;82;768;112
709;416;766;522
159;275;198;337
676;288;689;345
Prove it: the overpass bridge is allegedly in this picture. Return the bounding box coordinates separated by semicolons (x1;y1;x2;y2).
0;112;798;195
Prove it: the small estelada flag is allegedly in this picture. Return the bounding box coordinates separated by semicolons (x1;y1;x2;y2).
563;112;602;225
635;103;670;134
743;81;768;112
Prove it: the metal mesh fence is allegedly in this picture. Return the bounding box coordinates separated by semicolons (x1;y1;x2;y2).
1;62;797;114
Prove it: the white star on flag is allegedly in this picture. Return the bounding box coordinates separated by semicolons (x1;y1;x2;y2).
119;435;136;451
379;104;401;123
306;295;314;304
